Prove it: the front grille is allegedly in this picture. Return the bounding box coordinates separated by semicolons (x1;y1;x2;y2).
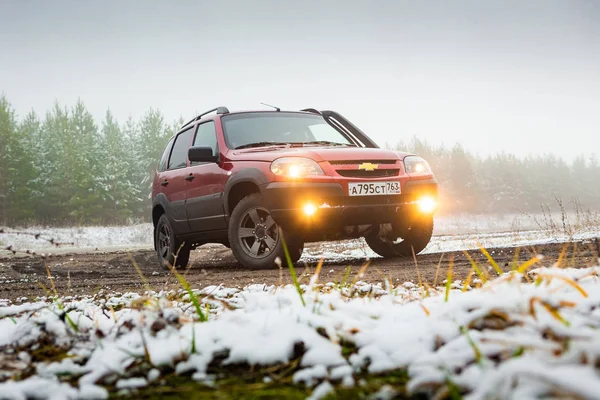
329;160;397;166
337;169;400;178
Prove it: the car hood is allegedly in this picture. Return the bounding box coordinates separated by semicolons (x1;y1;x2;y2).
228;146;412;163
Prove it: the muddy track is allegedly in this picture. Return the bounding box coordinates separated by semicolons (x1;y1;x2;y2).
1;240;599;302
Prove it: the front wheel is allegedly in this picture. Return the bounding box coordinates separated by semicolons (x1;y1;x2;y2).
155;214;191;270
365;216;434;258
228;193;304;269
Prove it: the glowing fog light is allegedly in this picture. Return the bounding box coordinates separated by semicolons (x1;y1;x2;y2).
417;196;437;213
303;203;317;216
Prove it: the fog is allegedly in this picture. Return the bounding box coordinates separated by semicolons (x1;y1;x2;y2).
1;0;599;160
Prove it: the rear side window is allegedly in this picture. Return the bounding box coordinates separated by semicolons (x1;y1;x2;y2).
168;128;194;170
193;121;218;157
158;138;174;172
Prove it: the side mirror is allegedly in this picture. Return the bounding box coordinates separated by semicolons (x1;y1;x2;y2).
188;146;217;163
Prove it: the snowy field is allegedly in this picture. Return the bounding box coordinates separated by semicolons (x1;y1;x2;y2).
1;265;600;399
2;212;599;259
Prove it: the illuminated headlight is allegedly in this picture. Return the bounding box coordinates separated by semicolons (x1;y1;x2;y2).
271;157;324;178
404;156;432;174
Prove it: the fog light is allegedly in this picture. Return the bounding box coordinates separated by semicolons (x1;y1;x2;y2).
417;196;437;213
303;203;317;216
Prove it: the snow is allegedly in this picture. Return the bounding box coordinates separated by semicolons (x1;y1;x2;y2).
307;380;334;400
2;212;598;256
0;377;108;400
2;264;600;398
115;377;148;390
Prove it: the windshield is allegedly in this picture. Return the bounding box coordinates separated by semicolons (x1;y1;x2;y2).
221;112;355;149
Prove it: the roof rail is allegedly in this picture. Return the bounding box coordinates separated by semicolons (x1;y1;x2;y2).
181;106;229;129
321;110;379;149
300;108;321;114
300;108;377;148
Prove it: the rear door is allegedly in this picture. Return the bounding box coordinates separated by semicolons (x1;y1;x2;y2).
162;127;195;234
186;120;228;232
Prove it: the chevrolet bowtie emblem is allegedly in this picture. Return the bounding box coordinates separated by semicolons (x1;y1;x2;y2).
358;163;379;171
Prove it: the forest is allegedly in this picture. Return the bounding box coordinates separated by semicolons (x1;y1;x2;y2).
1;95;598;226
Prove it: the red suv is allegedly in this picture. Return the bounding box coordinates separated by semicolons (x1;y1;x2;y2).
152;107;438;269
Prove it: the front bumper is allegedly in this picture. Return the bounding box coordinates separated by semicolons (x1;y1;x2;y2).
262;179;438;232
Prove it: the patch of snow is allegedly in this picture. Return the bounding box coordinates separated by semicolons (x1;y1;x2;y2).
115;377;148;390
147;368;160;382
1;266;600;398
308;380;334;400
294;365;328;387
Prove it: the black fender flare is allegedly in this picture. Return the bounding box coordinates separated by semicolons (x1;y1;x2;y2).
223;168;270;219
151;194;172;249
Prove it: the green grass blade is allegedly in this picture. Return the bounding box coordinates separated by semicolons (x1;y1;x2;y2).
462;251;487;283
172;268;207;322
445;257;454;302
280;230;305;307
477;243;503;276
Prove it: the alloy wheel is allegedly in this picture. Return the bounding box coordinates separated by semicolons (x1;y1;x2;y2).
158;223;171;259
237;206;279;259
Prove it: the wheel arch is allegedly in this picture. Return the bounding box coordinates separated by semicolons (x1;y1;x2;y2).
152;194;170;250
224;168;270;218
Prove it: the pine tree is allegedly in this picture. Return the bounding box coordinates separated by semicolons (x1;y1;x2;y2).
68;99;104;223
98;110;139;222
0;96;18;224
37;103;71;222
447;144;479;212
131;109;172;217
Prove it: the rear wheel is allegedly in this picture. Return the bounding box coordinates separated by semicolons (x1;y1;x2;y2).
155;214;191;269
228;193;304;269
365;216;434;258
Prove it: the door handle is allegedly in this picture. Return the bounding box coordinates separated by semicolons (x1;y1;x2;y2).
185;174;195;182
161;180;169;187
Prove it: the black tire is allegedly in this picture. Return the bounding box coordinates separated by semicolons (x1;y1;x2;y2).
155;214;191;270
365;216;434;258
228;193;304;269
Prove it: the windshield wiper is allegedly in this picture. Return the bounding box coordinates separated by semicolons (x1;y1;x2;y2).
301;141;356;147
235;140;355;150
235;141;290;150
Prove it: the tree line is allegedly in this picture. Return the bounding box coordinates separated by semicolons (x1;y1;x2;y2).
390;138;599;215
0;95;181;226
1;95;598;226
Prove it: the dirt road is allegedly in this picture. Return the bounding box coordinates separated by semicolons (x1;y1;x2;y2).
1;239;599;302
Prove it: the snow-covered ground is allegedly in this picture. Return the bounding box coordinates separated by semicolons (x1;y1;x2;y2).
1;264;600;399
2;212;598;259
302;230;600;263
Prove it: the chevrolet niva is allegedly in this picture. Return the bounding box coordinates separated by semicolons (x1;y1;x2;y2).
152;107;438;269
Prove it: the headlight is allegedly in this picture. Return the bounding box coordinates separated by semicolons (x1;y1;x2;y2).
404;156;432;174
271;157;324;178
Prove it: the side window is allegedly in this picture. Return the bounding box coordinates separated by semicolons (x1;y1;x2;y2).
168;128;194;170
193;121;218;157
158;138;174;172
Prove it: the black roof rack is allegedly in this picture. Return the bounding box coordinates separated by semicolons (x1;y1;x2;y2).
300;108;379;149
181;106;229;129
300;108;320;114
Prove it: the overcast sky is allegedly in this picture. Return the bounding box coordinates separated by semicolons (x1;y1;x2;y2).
1;0;599;160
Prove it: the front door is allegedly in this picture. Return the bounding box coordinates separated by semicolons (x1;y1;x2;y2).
163;127;195;234
186;121;228;232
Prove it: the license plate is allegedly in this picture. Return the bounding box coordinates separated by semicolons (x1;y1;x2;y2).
348;181;401;196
